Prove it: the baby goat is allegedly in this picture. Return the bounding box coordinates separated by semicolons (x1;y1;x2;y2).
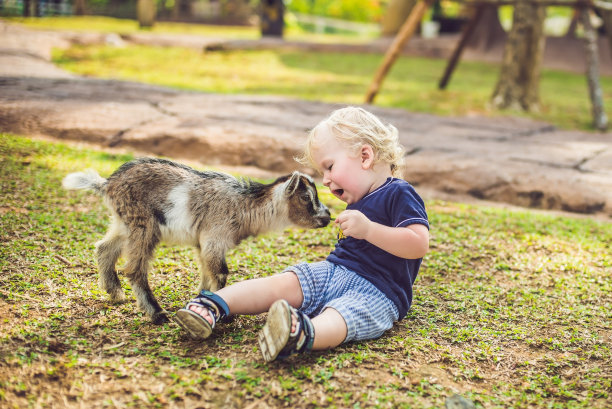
63;158;331;324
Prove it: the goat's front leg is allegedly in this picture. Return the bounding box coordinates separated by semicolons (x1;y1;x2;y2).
196;240;230;292
124;225;167;324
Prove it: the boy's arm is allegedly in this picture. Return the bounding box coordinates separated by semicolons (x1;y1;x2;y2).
336;209;429;259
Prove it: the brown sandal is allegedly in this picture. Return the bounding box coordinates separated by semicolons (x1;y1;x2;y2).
174;290;230;340
258;299;314;362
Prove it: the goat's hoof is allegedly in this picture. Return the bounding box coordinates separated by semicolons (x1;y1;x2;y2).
151;311;169;325
108;290;127;304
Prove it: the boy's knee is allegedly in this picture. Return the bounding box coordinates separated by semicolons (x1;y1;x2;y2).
276;271;304;308
311;307;348;349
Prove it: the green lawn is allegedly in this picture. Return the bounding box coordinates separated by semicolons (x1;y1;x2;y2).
1;134;610;408
8;16;612;131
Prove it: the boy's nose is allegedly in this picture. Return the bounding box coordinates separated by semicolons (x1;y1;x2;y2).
322;172;331;187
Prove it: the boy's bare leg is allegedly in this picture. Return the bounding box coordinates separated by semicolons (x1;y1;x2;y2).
186;271;303;324
186;271;348;350
219;271;304;314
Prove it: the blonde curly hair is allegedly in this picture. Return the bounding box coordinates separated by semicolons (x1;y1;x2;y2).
297;106;405;177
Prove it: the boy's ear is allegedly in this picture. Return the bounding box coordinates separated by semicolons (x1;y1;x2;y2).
360;144;375;169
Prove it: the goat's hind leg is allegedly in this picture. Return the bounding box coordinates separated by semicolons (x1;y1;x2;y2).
124;225;167;324
96;220;127;303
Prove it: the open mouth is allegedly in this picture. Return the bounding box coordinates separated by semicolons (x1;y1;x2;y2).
332;189;344;199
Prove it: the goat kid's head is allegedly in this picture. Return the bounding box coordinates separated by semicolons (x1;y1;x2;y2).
281;172;331;229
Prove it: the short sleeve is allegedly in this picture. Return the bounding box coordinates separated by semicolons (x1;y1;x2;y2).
389;182;429;230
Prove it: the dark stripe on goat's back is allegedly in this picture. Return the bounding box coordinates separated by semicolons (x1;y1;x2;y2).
273;174;291;184
108;157;152;179
109;157;224;181
239;179;273;201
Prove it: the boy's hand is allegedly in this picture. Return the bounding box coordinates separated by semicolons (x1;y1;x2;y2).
335;210;371;240
336;210;429;259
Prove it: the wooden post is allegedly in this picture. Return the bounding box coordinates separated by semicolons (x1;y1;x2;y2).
137;0;157;29
73;0;86;15
365;0;433;104
439;5;485;89
261;0;285;37
580;7;608;130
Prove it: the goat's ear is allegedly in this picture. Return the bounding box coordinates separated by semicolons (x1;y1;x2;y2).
285;171;301;196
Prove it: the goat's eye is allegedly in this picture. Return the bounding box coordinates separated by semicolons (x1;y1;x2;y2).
300;194;311;204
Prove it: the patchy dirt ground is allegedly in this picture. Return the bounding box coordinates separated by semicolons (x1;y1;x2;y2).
0;126;611;409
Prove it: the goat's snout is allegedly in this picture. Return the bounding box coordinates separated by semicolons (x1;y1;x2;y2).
284;172;334;230
316;205;332;227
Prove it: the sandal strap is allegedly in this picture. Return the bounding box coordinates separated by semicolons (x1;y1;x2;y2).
278;304;314;359
191;290;230;322
293;310;315;353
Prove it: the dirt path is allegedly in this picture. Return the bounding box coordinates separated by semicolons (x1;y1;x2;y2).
1;20;611;217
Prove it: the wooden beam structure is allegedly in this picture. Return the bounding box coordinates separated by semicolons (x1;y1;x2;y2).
365;0;608;130
365;0;434;104
438;5;484;90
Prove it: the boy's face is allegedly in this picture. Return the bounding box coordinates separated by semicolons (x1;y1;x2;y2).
310;126;374;205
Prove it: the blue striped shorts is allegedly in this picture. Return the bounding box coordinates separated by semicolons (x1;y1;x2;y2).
285;260;399;343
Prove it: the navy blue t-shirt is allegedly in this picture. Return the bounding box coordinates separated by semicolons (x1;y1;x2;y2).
326;177;429;319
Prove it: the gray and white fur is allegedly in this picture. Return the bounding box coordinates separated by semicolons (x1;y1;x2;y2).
63;158;331;324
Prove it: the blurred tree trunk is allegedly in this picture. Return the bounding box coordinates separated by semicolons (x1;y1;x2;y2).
491;1;546;111
467;4;506;51
381;0;417;37
601;10;612;58
73;0;86;16
23;0;37;17
581;9;608;130
261;0;284;37
137;0;157;28
172;0;191;20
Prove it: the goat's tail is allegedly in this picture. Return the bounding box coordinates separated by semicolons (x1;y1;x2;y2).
62;170;107;194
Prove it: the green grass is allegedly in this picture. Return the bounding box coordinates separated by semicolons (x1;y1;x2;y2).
1;134;610;408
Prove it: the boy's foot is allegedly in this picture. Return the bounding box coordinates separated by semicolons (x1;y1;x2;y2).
174;290;229;340
258;299;314;362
